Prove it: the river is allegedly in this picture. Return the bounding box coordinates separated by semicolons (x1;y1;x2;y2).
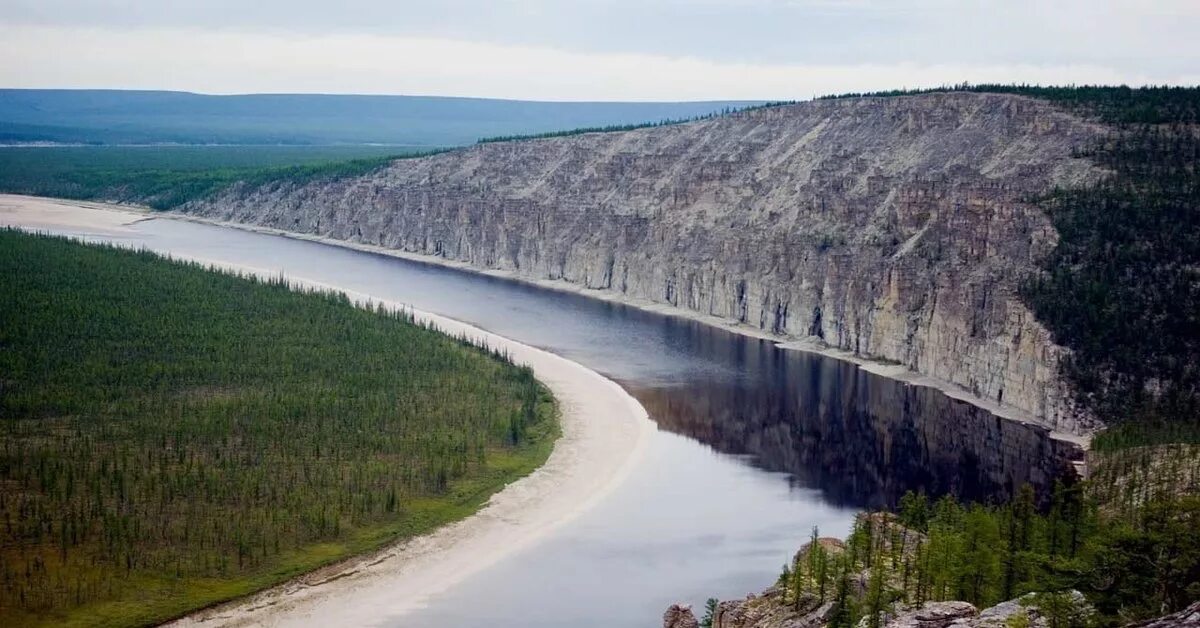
42;214;1077;627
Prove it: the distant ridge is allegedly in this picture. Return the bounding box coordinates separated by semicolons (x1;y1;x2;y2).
0;89;762;146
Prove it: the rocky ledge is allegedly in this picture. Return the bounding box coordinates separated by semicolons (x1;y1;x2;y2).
664;589;1095;628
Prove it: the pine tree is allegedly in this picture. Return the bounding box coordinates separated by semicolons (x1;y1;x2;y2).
864;554;888;628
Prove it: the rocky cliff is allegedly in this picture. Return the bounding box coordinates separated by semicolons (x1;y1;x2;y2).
183;92;1106;433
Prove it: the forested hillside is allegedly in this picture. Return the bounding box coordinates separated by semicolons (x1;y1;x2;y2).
681;489;1200;628
0;230;556;627
1012;87;1200;441
813;85;1200;437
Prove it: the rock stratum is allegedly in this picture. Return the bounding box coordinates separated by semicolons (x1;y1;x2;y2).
183;92;1107;433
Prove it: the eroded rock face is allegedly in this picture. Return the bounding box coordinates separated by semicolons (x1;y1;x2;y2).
709;588;832;628
185;93;1105;433
664;603;700;628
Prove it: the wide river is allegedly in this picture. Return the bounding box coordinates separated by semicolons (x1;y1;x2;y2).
48;215;1077;627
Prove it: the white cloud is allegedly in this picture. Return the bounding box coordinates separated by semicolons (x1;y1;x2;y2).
0;25;1189;100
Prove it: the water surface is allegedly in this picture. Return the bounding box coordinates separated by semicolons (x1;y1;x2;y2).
53;217;1075;627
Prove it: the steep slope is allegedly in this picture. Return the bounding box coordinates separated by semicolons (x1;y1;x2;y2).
183;92;1105;433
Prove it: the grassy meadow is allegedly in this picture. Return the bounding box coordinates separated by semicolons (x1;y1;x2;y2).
0;229;557;626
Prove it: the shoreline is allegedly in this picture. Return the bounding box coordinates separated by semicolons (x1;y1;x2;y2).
0;195;654;627
156;206;1092;450
0;193;1087;448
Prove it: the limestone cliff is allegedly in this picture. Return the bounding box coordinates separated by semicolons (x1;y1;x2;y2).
183;92;1106;433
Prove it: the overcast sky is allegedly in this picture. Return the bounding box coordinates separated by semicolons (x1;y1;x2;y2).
2;0;1198;100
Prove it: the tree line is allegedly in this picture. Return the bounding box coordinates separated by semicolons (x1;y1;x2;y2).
474;101;799;145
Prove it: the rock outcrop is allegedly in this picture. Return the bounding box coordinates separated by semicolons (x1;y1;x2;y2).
668;586;1101;628
661;515;1102;628
882;601;978;627
1127;601;1200;627
664;604;700;628
185;92;1106;433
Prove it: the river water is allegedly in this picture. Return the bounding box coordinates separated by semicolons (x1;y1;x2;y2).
51;217;1077;627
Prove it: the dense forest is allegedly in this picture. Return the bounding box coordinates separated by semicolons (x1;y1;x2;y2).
0;230;556;626
1026;123;1200;443
0;145;441;210
764;487;1200;627
1016;88;1200;439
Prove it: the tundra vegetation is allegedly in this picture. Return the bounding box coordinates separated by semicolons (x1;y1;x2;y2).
0;230;556;627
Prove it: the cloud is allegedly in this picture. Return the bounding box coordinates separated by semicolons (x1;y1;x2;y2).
0;25;1187;100
3;1;1199;71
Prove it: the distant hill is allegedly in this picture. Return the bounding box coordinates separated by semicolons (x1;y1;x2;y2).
0;89;761;146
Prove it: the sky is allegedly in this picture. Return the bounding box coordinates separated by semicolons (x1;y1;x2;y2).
2;0;1199;101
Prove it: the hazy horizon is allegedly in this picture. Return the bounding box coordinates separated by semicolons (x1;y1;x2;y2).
3;1;1198;101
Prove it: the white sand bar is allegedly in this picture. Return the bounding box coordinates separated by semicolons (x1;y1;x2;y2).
1;195;654;627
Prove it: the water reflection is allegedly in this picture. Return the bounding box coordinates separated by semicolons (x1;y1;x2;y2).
625;339;1080;508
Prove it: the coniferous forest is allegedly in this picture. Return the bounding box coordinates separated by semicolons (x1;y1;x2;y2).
0;230;556;626
1024;119;1200;443
772;487;1199;627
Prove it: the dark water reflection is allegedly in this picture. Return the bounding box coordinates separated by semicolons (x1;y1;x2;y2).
623;340;1079;509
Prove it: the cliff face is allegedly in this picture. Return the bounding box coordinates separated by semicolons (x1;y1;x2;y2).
184;92;1105;433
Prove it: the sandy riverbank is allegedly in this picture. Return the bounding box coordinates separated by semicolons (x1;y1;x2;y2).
0;194;150;234
1;195;654;627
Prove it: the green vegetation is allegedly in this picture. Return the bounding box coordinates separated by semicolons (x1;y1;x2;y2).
0;145;446;209
824;84;1200;433
0;230;557;626
1017;92;1200;434
475;116;703;144
818;83;1200;123
475;101;797;144
699;597;719;627
781;486;1199;627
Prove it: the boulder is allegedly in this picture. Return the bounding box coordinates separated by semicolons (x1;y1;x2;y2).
884;601;978;627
